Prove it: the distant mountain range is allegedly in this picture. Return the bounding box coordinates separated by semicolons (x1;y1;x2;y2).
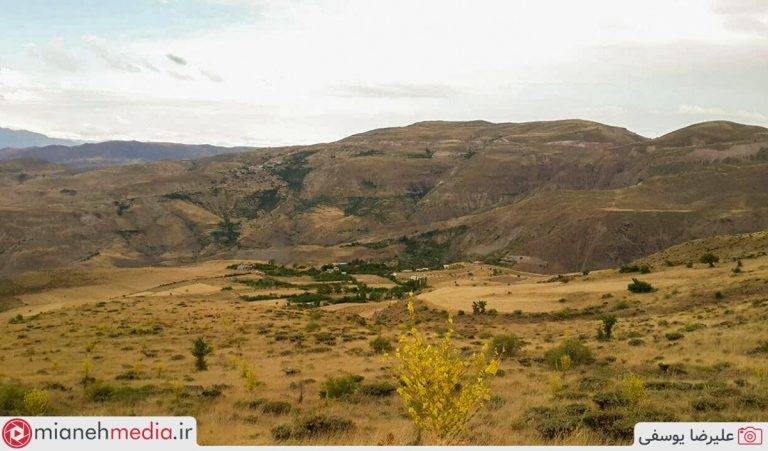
0;126;260;168
0;127;81;149
1;119;767;276
0;140;259;168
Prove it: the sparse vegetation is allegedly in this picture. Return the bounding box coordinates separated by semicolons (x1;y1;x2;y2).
3;231;768;445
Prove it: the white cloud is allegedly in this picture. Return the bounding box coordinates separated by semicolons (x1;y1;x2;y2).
1;0;766;145
677;104;766;121
678;104;728;115
712;0;768;36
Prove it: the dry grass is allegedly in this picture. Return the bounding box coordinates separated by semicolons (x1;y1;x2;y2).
1;255;768;444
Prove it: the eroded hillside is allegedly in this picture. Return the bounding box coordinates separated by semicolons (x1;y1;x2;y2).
1;119;767;275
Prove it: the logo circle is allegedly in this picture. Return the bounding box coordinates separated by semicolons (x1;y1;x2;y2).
2;418;32;448
744;431;757;443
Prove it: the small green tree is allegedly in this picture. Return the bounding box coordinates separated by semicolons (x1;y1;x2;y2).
472;300;487;315
191;337;213;371
596;314;617;341
700;253;719;267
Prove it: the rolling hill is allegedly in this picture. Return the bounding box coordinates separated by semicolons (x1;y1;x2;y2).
0;119;767;276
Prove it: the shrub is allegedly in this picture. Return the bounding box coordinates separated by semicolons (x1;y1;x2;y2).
191;337;213;371
472;300;487;315
619;264;649;273
544;339;595;369
0;383;25;414
714;291;724;300
359;381;397;397
291;414;355;438
596;314;617;341
627;278;653;293
665;332;684;341
691;397;725;412
525;404;589;439
23;389;48;415
369;336;393;354
490;334;525;357
271;424;292;441
261;400;292;415
700;253;719;267
80;359;95;387
320;375;363;399
85;383;155;404
621;373;645;405
239;361;260;392
593;391;628;410
395;302;499;440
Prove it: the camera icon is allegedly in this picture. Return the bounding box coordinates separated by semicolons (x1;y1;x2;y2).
738;427;763;445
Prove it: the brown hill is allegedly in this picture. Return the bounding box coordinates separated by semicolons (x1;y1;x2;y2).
0;119;767;276
651;121;768;148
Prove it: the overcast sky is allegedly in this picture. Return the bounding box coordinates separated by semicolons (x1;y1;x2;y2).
0;0;766;146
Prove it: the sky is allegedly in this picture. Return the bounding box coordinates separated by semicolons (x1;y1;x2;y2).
0;0;766;146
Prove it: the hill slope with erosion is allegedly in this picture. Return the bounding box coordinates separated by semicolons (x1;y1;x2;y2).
0;119;767;275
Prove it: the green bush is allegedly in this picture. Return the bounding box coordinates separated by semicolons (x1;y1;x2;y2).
291;414;355;438
191;337;213;371
593;391;629;410
525;404;589;439
85;383;155;404
271;424;292;440
491;334;525;357
596;314;617;341
691;397;725;412
0;383;25;414
359;381;397;397
261;400;292;415
320;375;363;399
472;300;487;315
627;278;654;293
368;336;393;354
665;332;684;341
619;264;651;274
700;253;719;267
544;339;595;369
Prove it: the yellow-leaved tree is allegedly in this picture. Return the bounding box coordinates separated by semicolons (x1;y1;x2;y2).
394;301;499;442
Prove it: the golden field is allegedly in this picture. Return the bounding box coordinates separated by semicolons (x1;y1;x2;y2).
2;248;768;445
